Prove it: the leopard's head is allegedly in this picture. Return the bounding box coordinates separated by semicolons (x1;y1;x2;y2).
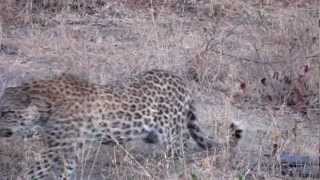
0;87;40;138
0;105;42;138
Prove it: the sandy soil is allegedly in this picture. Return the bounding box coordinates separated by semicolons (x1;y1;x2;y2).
0;0;319;179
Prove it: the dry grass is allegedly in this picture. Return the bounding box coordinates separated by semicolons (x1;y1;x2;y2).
0;0;319;179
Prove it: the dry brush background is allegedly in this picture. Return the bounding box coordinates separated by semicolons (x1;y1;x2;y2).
0;0;319;179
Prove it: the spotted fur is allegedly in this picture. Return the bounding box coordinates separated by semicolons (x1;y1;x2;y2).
0;69;231;179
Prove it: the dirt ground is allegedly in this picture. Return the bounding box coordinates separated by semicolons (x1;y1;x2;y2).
0;0;319;179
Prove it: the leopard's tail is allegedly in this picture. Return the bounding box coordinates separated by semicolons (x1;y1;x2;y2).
186;109;220;150
186;105;242;151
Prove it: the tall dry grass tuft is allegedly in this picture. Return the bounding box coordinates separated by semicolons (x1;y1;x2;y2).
0;0;319;179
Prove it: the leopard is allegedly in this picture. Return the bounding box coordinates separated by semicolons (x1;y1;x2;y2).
0;73;96;140
0;69;242;180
